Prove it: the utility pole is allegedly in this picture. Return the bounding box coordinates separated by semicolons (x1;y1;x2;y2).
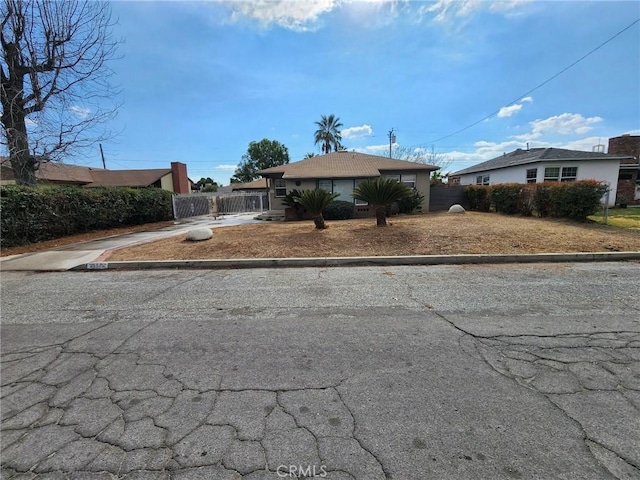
388;128;396;158
99;144;106;169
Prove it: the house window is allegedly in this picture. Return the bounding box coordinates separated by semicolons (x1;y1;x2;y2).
544;167;560;182
384;174;401;182
561;167;578;182
401;174;417;189
476;175;483;185
318;179;332;192
526;168;537;184
274;178;286;197
482;175;490;185
354;179;368;206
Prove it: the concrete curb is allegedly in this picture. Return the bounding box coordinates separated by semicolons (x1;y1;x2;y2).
72;251;640;271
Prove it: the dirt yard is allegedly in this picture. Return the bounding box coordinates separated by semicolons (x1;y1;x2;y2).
106;212;640;261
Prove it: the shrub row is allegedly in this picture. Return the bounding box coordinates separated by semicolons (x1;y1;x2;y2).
322;200;355;220
1;185;173;248
465;180;608;221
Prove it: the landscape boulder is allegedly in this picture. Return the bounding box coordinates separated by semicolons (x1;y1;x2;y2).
186;228;213;241
448;204;466;214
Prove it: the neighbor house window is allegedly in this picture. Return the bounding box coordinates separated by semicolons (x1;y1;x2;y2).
354;179;368;205
476;175;483;185
401;174;417;189
561;167;578;182
544;167;560;182
274;178;286;197
482;175;490;185
526;168;537;184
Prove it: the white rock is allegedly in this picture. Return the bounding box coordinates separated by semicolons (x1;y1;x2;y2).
448;204;466;214
186;228;213;241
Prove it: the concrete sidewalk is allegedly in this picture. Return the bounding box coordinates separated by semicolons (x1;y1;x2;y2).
0;213;260;272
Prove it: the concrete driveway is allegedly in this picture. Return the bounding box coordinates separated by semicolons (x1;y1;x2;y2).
1;263;639;479
0;213;260;272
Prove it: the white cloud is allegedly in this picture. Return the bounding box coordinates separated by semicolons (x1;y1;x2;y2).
215;164;237;171
515;113;603;140
497;104;523;118
70;106;90;119
342;124;373;139
497;96;533;118
227;0;338;31
355;143;395;155
423;0;529;23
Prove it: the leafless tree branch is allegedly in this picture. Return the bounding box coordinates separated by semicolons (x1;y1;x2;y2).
1;0;121;185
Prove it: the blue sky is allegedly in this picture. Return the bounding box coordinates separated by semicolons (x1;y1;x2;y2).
87;0;639;184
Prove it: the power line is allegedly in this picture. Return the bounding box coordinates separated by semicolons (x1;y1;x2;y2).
412;18;640;148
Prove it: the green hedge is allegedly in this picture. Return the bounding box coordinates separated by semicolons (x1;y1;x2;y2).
535;180;608;220
1;185;173;248
465;185;492;212
465;180;607;221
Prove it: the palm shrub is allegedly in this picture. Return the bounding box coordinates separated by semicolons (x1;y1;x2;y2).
281;189;304;220
352;178;412;226
297;189;339;229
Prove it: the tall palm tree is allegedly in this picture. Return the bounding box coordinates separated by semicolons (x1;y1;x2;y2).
314;114;343;154
352;178;413;227
297;189;339;229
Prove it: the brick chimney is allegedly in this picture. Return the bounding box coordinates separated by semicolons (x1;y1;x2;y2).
608;134;640;164
609;134;640;206
171;162;190;194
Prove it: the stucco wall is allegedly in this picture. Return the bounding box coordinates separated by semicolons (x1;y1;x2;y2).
160;174;175;193
458;161;620;206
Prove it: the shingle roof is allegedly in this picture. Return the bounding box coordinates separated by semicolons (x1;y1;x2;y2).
0;161;98;184
84;168;171;187
258;151;439;179
231;178;268;190
0;159;172;187
451;148;634;176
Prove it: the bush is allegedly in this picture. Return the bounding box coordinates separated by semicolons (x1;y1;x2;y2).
536;180;608;221
322;200;355;220
491;184;533;215
465;185;491;211
397;190;425;214
0;185;173;248
465;181;607;221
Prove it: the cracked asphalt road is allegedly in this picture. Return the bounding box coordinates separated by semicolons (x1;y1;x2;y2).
1;262;639;479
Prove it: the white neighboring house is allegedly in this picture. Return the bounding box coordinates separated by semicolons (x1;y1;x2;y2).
449;147;635;206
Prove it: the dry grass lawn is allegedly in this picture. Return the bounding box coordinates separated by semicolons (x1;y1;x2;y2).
107;212;640;261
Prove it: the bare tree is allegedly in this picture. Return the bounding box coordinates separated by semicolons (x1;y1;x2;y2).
390;145;451;170
1;0;120;186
